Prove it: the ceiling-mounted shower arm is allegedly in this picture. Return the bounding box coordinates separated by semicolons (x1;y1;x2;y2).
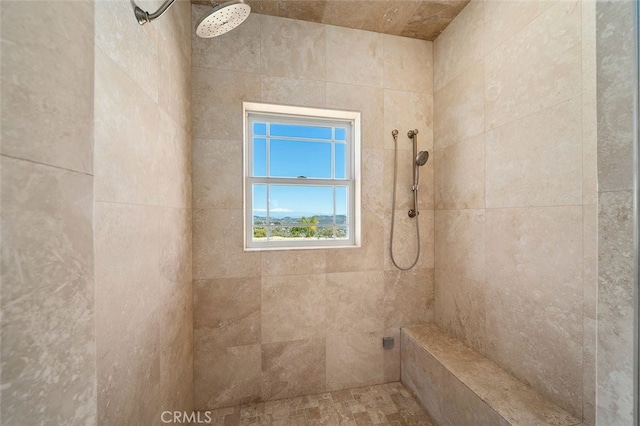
134;0;177;25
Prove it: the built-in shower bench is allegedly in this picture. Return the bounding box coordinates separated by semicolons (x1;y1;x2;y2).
400;324;584;426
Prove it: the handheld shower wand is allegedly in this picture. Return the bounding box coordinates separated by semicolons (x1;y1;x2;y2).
407;129;429;218
390;129;430;270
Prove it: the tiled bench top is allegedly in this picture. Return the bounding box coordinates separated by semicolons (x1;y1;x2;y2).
402;324;584;426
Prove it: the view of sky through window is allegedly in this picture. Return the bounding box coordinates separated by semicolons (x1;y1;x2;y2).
251;121;348;219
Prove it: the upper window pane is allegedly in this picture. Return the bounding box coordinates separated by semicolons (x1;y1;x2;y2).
335;128;346;141
335;143;346;179
253;138;267;176
269;139;331;178
253;122;267;136
270;123;332;140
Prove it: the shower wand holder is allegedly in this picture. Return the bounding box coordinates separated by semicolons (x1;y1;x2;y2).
408;209;419;218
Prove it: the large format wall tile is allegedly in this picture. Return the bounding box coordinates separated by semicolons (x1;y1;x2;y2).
98;313;162;426
94;50;160;205
261;75;326;108
192;138;242;209
158;110;192;208
261;249;327;277
0;1;94;174
195;344;262;409
192;67;261;140
434;209;485;282
485;97;582;208
326;271;384;333
484;0;581;130
326;333;384;391
1;158;94;304
159;21;191;130
326;83;384;150
433;62;484;151
325;208;384;273
159;290;193;414
434;0;483;91
583;204;597;320
193;208;261;279
434;134;485;209
262;339;326;400
383;34;433;94
361;148;385;214
485;206;583;415
95;0;158;102
384;268;434;328
595;2;635;423
194;277;261;349
326;25;383;88
582;315;596;426
482;0;555;55
261;274;326;343
434;268;486;354
582;90;598;205
260;15;326;81
597;190;634;424
596;0;634;193
1;157;95;425
383;90;433;151
94;202;162;357
581;0;596;96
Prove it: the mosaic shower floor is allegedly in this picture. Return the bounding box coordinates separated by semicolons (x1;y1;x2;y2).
203;382;433;425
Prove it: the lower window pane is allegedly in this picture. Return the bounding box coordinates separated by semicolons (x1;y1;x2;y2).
315;226;335;239
336;225;348;239
253;227;267;239
269;185;334;218
253;184;267;221
250;183;352;245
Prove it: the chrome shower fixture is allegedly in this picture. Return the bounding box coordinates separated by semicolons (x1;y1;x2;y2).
134;0;177;25
389;128;430;270
135;0;251;39
196;0;251;38
416;151;429;166
407;129;428;218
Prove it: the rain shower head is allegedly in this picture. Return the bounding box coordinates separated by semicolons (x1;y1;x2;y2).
135;0;250;38
196;0;251;38
416;151;429;166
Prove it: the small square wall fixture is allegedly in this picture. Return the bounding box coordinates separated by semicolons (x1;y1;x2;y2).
383;337;394;349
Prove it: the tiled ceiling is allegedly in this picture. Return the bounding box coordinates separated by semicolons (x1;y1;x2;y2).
192;0;471;41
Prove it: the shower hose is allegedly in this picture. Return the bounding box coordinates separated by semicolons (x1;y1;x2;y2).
389;130;421;270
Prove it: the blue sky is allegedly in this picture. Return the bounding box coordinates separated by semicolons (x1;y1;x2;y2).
252;122;348;218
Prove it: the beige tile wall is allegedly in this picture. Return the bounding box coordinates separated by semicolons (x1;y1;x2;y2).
595;1;636;424
94;0;194;424
191;6;435;409
432;0;596;423
1;1;97;423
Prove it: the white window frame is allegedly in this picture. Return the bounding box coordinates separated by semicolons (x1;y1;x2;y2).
243;102;361;251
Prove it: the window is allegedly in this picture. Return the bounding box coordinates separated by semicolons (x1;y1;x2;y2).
243;102;361;250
